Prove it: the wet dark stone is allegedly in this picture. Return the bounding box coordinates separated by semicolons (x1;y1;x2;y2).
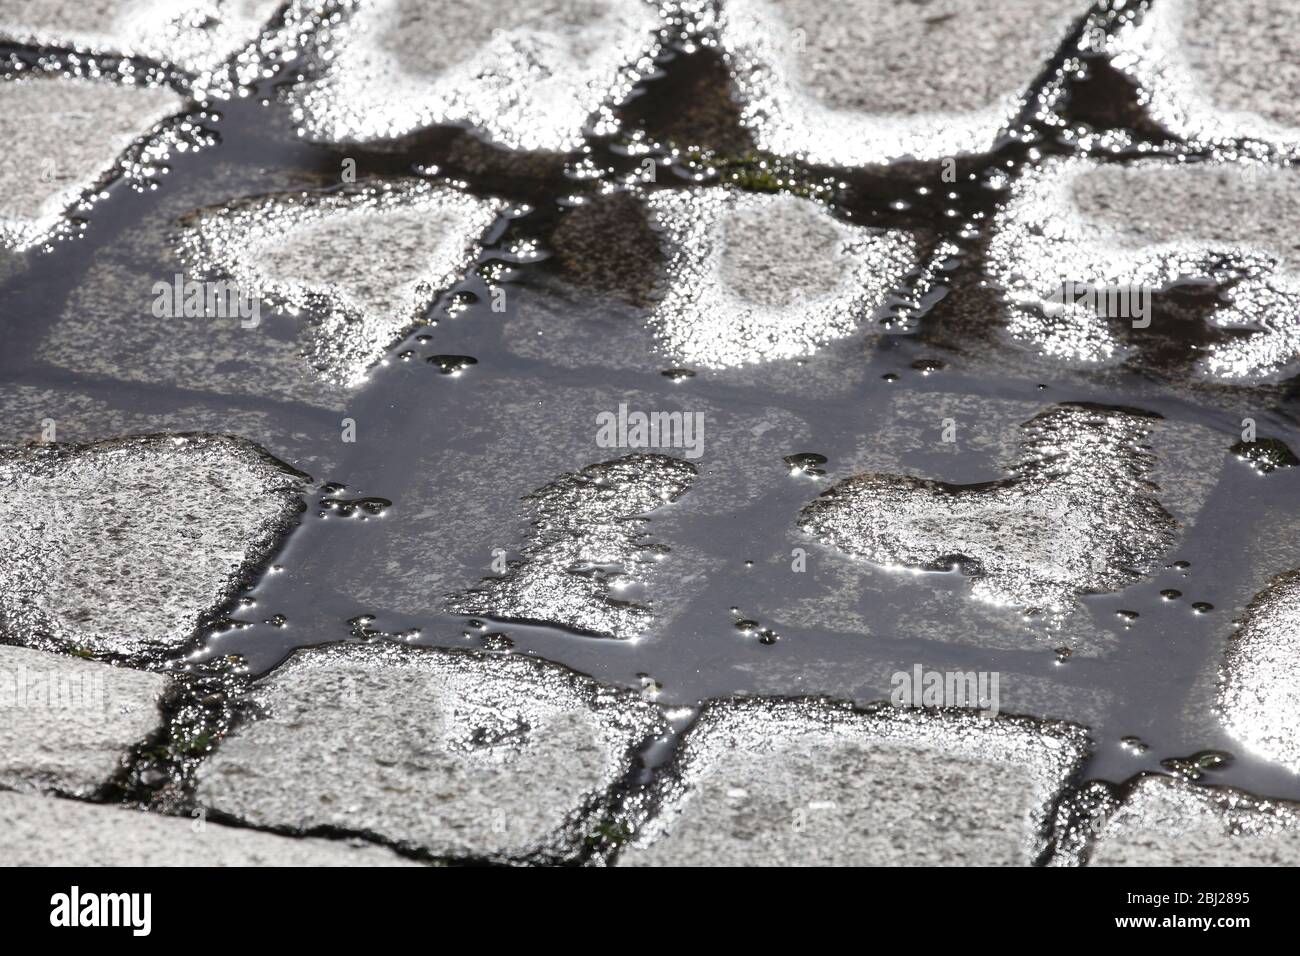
549;191;662;307
1231;437;1300;474
617;46;756;155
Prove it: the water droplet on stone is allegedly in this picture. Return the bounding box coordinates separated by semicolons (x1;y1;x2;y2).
320;496;392;519
1160;750;1233;781
661;368;696;382
427;354;478;374
783;452;828;476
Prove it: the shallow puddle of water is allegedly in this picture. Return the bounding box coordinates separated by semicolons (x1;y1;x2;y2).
3;29;1300;807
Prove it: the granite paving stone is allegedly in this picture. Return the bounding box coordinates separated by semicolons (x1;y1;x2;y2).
1087;775;1300;866
285;0;666;152
618;697;1089;866
1104;0;1300;159
717;0;1088;165
196;643;666;862
0;434;305;657
0;791;418;866
0;644;168;796
0;73;185;249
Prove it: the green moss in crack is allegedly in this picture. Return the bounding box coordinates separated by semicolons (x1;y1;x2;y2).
581;817;635;861
107;656;252;809
176;733;213;757
675;148;836;203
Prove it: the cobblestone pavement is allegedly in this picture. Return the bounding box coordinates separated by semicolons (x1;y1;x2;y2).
1;0;1299;866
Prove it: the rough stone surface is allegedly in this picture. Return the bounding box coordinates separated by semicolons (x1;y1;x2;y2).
503;191;881;400
718;0;1086;165
1170;480;1300;751
40;169;357;412
645;188;916;368
332;376;806;626
1219;570;1300;773
8;0;1300;870
1088;775;1300;866
196;643;666;862
0;791;417;866
987;156;1300;382
548;190;662;308
178;179;503;386
799;403;1178;615
769;388;1224;662
0;434;306;658
0;74;184;249
0;0;283;77
618;698;1089;866
829;390;1223;529
0;384;343;482
286;0;664;151
724;656;1121;731
0;644;167;796
446;454;697;640
1106;0;1300;159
